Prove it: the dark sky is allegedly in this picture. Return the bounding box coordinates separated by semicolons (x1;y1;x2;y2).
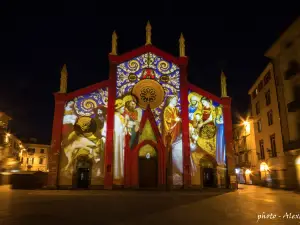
0;15;299;144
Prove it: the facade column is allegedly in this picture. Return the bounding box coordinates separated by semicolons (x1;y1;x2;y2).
217;165;226;188
179;57;191;189
47;93;66;188
104;58;117;189
221;97;234;188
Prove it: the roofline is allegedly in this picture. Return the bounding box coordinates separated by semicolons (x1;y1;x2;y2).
248;62;273;95
109;44;188;66
265;17;300;58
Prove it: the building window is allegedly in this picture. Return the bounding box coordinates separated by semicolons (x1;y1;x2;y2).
28;158;34;165
39;158;43;164
21;157;23;163
27;148;35;154
258;81;264;92
26;158;29;164
270;134;277;157
244;152;248;162
256;101;260;115
238;154;242;163
252;90;257;99
265;90;271;106
264;71;271;85
40;149;45;154
267;110;273;126
259;140;265;160
257;119;262;132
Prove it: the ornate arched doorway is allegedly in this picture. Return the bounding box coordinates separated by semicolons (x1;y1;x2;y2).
138;144;158;188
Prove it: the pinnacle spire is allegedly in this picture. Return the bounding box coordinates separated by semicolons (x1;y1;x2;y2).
110;30;118;55
145;21;152;45
221;70;228;97
60;64;68;93
179;33;186;57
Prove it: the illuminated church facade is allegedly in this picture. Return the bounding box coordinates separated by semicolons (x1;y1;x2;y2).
48;22;234;189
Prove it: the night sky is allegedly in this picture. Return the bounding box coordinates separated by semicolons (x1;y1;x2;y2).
0;15;299;144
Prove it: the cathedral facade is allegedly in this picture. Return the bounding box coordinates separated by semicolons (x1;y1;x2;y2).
48;23;234;189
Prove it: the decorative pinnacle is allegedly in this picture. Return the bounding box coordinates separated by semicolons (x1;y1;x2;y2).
179;33;186;57
60;64;68;93
110;30;118;55
221;70;228;97
145;21;152;45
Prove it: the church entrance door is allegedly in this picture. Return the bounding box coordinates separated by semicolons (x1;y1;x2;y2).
75;158;91;189
77;168;90;188
203;168;214;187
138;144;158;188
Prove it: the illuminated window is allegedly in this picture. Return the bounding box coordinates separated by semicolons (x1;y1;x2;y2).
252;91;257;99
244;152;248;162
264;71;271;85
256;101;260;115
257;119;262;132
267;110;273;126
259;140;265;160
270;134;277;157
27;148;35;154
258;81;264;92
39;158;43;164
265;90;271;106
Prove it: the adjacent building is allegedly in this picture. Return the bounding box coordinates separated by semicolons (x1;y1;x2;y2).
264;16;300;189
0;112;24;172
19;143;49;172
233;117;258;184
249;63;285;188
245;17;300;189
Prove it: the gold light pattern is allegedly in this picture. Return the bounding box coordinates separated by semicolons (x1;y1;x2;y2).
139;144;157;157
139;120;156;144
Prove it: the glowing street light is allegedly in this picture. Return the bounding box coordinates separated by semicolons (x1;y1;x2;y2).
243;120;250;134
260;162;269;172
245;169;251;175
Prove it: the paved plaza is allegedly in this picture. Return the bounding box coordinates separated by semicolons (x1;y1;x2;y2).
0;185;299;225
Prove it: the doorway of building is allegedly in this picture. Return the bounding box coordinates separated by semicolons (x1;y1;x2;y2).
200;157;216;187
203;168;214;187
77;168;90;188
75;158;91;188
138;144;158;188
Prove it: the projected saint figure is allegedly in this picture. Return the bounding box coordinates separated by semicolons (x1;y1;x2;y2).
162;95;181;147
123;95;142;149
188;93;201;121
215;106;226;166
113;99;127;184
